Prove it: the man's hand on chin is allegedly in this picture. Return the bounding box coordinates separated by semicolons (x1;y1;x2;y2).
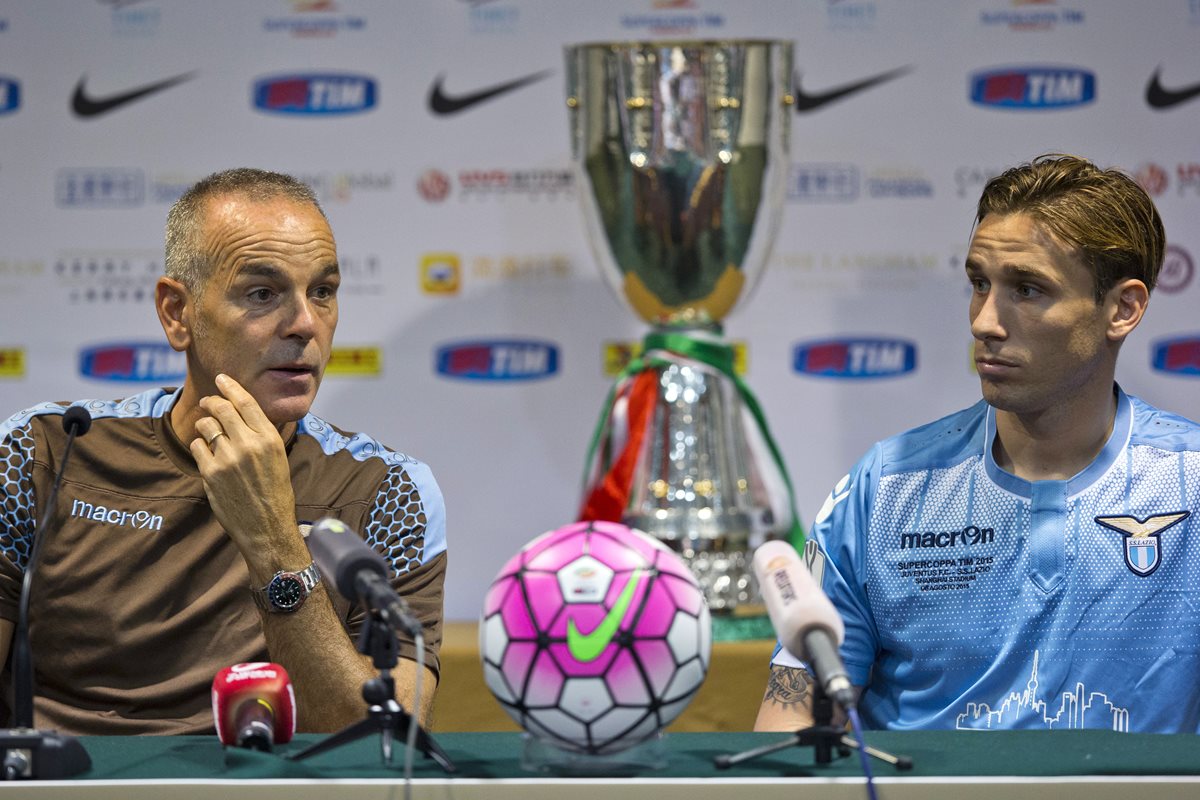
189;373;304;579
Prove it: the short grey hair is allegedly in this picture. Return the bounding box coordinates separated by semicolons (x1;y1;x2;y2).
164;168;326;296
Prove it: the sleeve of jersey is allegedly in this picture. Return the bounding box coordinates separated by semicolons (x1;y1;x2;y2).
354;460;448;677
0;422;38;623
770;445;881;688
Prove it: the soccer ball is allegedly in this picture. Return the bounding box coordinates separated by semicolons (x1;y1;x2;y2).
480;520;712;755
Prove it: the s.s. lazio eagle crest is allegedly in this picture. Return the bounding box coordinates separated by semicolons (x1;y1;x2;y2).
1095;512;1190;576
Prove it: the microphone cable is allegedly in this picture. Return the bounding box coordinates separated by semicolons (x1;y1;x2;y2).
846;707;878;800
402;630;424;800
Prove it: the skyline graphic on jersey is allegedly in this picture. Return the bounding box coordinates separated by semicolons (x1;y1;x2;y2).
955;650;1130;731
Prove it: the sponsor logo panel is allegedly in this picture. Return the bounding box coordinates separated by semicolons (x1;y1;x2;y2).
0;76;19;114
428;70;552;116
325;347;381;376
55;169;144;208
253;73;376;115
294;170;393;203
417;168;574;202
792;337;917;379
79;342;186;382
979;2;1084;31
338;253;385;296
99;0;161;37
1151;337;1200;376
1146;67;1200;110
149;172;203;205
619;0;725;36
420;251;573;294
53;250;160;304
421;253;460;294
435;339;559;381
459;0;520;33
262;1;366;37
865;168;933;199
969;66;1095;109
772;251;941;291
793;67;912;113
0;347;24;378
788;164;859;202
1178;163;1200;195
71;71;195;118
826;1;877;30
1158;245;1194;294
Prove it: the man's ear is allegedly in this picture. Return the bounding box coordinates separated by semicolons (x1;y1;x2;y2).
1106;278;1149;344
156;277;193;352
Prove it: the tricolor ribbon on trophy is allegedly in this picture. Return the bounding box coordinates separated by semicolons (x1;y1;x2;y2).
566;40;801;638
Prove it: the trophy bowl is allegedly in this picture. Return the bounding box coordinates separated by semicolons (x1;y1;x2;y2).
566;40;792;328
567;40;799;631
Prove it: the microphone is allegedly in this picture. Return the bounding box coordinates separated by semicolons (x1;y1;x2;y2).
212;663;296;751
753;539;856;710
2;406;93;780
307;518;422;638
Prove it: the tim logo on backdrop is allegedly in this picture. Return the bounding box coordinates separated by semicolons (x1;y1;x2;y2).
1151;337;1200;376
0;75;18;114
80;343;185;382
793;338;917;379
969;66;1095;109
253;73;376;115
435;340;559;381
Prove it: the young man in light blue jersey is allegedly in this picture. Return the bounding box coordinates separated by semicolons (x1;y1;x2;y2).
756;154;1200;734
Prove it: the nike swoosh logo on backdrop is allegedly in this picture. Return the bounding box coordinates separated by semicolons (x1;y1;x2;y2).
1146;68;1200;109
566;570;647;663
71;71;197;118
793;65;913;112
427;69;553;115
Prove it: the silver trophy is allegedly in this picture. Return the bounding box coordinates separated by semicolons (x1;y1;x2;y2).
566;40;798;633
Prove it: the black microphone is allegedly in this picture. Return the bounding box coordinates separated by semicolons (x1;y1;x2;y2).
2;406;93;780
307;518;422;639
753;540;856;710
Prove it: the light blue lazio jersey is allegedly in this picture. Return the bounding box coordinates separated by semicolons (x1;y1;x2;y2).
775;387;1200;733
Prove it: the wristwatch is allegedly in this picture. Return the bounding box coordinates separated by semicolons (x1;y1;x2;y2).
252;562;322;613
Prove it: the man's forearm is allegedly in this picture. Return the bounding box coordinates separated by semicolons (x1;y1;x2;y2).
754;664;817;731
258;584;435;731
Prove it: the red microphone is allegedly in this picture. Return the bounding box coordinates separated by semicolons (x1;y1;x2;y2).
211;662;296;751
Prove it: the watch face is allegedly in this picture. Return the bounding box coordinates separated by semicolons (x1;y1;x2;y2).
268;574;306;611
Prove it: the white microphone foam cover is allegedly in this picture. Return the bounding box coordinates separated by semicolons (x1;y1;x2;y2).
752;540;845;662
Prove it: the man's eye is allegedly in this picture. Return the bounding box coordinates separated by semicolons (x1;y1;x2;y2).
249;288;274;302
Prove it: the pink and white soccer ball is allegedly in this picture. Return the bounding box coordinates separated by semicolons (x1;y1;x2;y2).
480;520;712;754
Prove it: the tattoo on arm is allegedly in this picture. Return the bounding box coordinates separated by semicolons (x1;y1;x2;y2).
762;665;814;711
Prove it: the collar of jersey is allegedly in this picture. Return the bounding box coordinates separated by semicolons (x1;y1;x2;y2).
983;385;1132;500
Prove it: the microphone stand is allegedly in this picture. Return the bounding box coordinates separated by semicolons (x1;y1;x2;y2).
713;686;912;772
1;409;92;780
288;608;456;773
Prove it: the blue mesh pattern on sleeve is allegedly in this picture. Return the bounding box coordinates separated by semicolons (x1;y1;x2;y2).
362;466;428;576
0;425;38;573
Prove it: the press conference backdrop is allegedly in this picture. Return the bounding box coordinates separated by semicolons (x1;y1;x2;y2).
0;1;1197;622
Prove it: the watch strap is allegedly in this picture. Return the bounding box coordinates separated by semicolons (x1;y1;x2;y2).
252;561;322;613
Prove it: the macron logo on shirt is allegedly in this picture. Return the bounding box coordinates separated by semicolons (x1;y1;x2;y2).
70;498;163;530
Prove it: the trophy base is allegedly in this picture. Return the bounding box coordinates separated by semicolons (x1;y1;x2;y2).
519;732;667;775
711;612;775;642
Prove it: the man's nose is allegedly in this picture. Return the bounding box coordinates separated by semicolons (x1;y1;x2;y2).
970;291;1005;340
